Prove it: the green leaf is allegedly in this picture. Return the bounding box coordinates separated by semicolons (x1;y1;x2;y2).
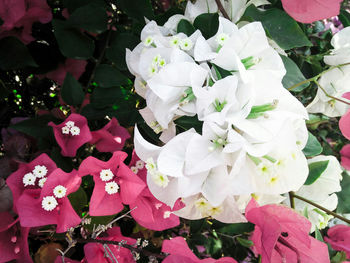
306;114;330;130
314;228;324;242
116;0;154;21
91;87;123;108
216;223;255;235
302;132;323;157
175;116;203;134
193;13;219;39
68;3;108;33
52;19;95;59
331;251;348;263
236;237;253;248
10;115;53;138
94;64;129;88
189;219;206;233
244;6;312;50
336;172;350;213
177;19;196;36
339;9;350;28
304;160;329;185
50;147;73;172
106;33;139;70
0;37;37;70
61;73;85;106
280;55;308;92
85;215;116;231
63;0;105;13
68;187;88;215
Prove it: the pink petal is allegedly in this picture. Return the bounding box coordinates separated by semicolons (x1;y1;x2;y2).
281;0;342;23
340;144;350;170
339;111;350;140
325;225;350;258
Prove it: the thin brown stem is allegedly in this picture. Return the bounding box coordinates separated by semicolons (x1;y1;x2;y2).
315;80;350;106
289;191;295;209
214;0;230;20
290;193;350;224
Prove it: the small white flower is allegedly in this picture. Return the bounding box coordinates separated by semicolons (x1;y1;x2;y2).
169;36;180;47
145;158;157;171
152;54;161;65
53;185;67;198
105;181;119;195
23;173;36;187
70;126;80;136
158;58;166;68
61;126;70;135
100;169;114;181
65;121;75;127
180;38;193;51
38;178;47;188
130;166;138;174
151;171;169;188
163;211;171;218
216;33;229;46
143;36;154;47
41;196;58;211
33;165;48;178
148;64;158;77
136;160;144;169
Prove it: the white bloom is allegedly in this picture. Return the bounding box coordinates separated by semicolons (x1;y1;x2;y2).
61;126;70;135
105;181;119;195
33;165;48;178
70;126;80;136
65;121;75;127
23;173;36;187
180;38;193;51
143;36;154;47
216;33;229;46
53;185;67;198
100;169;114;182
324;27;350;66
169;36;180;47
136;160;145;169
150;170;169;188
38;178;47;188
41;196;58;211
130;166;138;174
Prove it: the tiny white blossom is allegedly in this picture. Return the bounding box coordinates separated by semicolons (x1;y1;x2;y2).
136;160;145;169
145;158;157;171
158;58;166;68
141;240;149;247
180;38;193;51
23;173;36;187
70;126;80;136
130;166;138;174
148;64;158;77
41;196;58;211
61;126;70;135
216;33;229;46
105;181;119;195
33;165;48;178
65;121;75;127
151;171;169;188
152;54;161;65
143;36;154;47
163;211;171;218
53;185;67;198
38;177;47;188
100;169;114;182
169;36;180;47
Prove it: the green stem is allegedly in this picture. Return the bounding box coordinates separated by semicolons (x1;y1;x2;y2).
290;192;350;224
314;80;350;106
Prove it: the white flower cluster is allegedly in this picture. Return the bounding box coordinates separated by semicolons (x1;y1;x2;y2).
100;169;119;195
22;165;48;188
129;3;312;223
41;185;67;211
307;27;350;117
61;121;80;136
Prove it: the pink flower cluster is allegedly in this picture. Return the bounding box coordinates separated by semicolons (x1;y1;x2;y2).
0;0;52;43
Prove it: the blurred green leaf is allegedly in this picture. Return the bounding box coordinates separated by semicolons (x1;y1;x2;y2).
305;160;329;185
216;223;254;235
177;19;196;36
68;187;88;215
94;64;129;87
314;228;324;242
236;237;253;248
53;19;95;59
50;147;73;173
336;172;350;213
303;132;323;157
116;0;154;21
190;219;206;233
0;37;37;70
61;73;85;106
280;55;308;92
193;13;219;39
244;6;312;50
10;115;53;138
339;9;350;28
68;3;108;34
91;87;123;108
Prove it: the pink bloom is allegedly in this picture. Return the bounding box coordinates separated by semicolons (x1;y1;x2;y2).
90;118;130;153
78;151;145;216
6;153;57;212
162;236;237;262
84;227;136;263
339;110;350;140
325;225;350;258
281;0;342;23
54;257;83;263
48;113;92;157
340;144;350;170
16;168;82;233
128;152;183;231
0;0;52;44
0;212;32;263
245;199;329;263
38;59;87;86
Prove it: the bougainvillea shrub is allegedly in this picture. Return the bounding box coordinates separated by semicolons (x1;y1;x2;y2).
2;0;350;262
